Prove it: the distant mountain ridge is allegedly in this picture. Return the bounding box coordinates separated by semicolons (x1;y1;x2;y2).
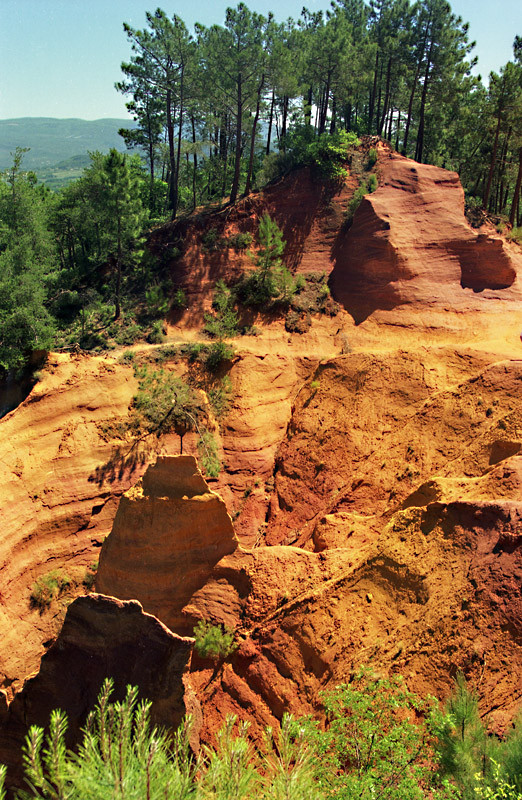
0;117;136;170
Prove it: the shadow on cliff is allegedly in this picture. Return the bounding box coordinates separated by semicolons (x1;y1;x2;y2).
89;443;150;488
329;209;403;324
153;167;334;327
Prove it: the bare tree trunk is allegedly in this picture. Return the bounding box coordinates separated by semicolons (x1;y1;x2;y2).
378;57;392;136
229;74;243;203
172;66;185;220
244;75;264;196
266;89;275;155
368;50;379;133
415;34;435;163
483;108;503;209
166;89;177;213
191;115;198;211
509;146;522;228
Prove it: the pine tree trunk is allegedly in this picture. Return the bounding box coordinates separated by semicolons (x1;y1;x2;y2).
368;50;379;133
415;35;434;163
244;75;264;196
330;95;337;134
509;146;522;228
191;116;198;211
483;108;503;209
305;86;313;126
230;74;243;204
166;89;176;212
172;66;184;220
281;96;289;145
375;62;383;136
402;15;431;156
266;89;275;155
378;57;392;136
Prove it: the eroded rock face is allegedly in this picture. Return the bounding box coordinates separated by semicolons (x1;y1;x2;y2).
268;353;522;545
330;152;522;322
0;594;199;788
94;447;522;745
0;353;147;693
96;456;238;633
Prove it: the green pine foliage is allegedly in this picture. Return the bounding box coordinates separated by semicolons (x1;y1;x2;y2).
2;672;522;799
433;674;522;799
196;431;222;478
129;364;205;451
239;214;299;307
19;680;196;800
10;679;321;800
0;149;56;371
346;175;378;220
433;674;490;797
204;280;239;340
193;620;236;661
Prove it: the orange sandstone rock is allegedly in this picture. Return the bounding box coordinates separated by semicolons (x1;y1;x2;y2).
330;152;522;323
96;456;238;632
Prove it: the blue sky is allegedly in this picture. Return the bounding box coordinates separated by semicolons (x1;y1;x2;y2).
0;0;520;120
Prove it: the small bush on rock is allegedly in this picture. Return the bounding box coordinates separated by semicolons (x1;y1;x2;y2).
193;620;236;661
30;570;71;610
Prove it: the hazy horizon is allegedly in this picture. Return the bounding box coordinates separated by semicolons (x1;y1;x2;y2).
0;0;520;121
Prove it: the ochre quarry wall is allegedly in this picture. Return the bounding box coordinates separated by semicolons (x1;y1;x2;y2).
329;149;522;327
0;594;199;790
96;456;239;633
95;452;521;745
1;143;522;772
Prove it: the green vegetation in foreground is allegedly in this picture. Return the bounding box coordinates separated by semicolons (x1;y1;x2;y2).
3;670;522;799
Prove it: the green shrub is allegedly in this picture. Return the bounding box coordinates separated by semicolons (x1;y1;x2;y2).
82;562;98;591
227;232;252;251
303;669;448;800
30;570;71;610
182;342;207;363
197;430;221;477
507;227;522;245
14;680;321;800
367;147;378;168
346;185;367;219
367;173;378;193
281;126;360;181
114;320;144;346
205;341;235;373
204;280;239;339
201;228;225;252
147;320;166;344
145;284;169;316
130;365;205;451
172;287;186;308
193;620;236;661
239;214;298;308
346;176;377;221
208;376;232;419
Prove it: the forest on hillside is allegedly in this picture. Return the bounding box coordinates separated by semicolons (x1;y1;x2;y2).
0;0;521;374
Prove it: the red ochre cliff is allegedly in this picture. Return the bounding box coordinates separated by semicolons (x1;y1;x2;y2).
0;144;522;773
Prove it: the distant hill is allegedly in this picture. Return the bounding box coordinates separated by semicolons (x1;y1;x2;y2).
0;117;136;171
